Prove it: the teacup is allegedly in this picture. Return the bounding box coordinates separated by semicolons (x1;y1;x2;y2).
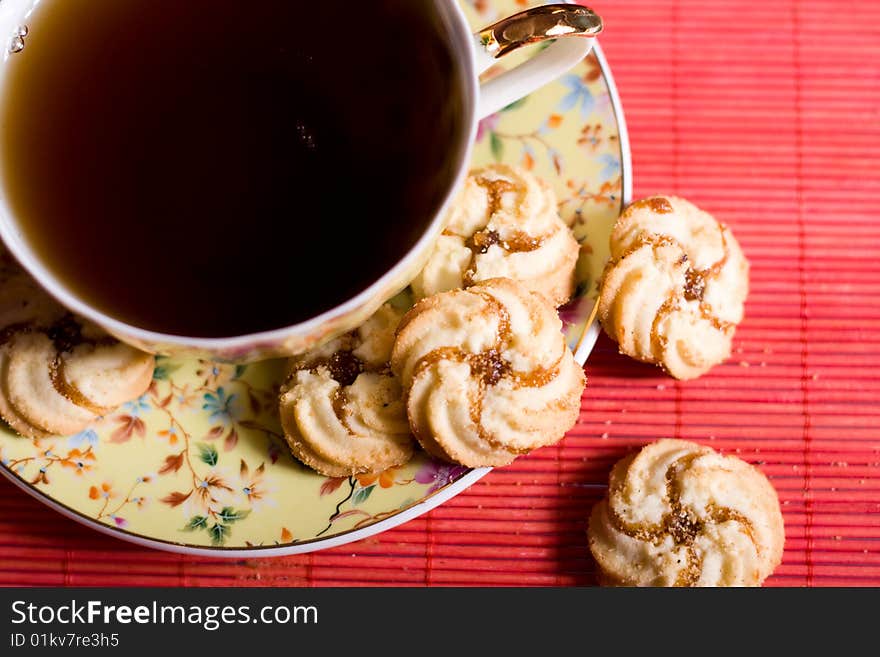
0;1;601;362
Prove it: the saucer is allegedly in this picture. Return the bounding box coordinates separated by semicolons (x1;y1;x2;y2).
0;0;631;556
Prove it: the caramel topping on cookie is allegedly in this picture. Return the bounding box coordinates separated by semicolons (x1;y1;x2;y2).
468;229;500;255
471;348;509;386
326;350;363;388
46;314;86;353
478;175;518;217
683;268;706;302
631;196;674;215
501;231;543;254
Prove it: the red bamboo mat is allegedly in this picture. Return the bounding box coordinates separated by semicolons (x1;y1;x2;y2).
2;0;879;587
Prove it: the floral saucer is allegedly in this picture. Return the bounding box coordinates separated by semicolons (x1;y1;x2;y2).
0;0;631;556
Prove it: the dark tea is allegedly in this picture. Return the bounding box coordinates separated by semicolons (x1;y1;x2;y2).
0;0;467;337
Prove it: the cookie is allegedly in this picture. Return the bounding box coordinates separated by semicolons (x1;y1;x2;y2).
4;332;100;435
588;439;785;587
597;196;749;380
60;328;157;410
279;303;414;477
0;345;51;439
0;274;155;438
392;278;586;468
411;165;579;307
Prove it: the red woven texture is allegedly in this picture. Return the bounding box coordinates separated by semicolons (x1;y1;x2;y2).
2;0;878;587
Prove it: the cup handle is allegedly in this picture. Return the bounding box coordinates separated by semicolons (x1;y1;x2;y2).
473;4;603;118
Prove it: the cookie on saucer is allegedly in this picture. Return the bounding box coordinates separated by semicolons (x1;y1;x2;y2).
597;196;749;380
588;439;785;587
0;278;155;438
392;278;585;468
411;165;579;307
279;303;415;477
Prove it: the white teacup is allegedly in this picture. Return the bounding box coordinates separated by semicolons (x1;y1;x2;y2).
0;1;601;362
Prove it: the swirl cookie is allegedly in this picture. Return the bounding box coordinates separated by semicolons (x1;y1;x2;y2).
391;278;585;468
0;282;155;439
411;165;579;307
279;303;415;477
597;196;749;380
588;439;785;587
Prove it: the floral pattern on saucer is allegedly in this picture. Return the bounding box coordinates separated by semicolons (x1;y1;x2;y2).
0;0;626;551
